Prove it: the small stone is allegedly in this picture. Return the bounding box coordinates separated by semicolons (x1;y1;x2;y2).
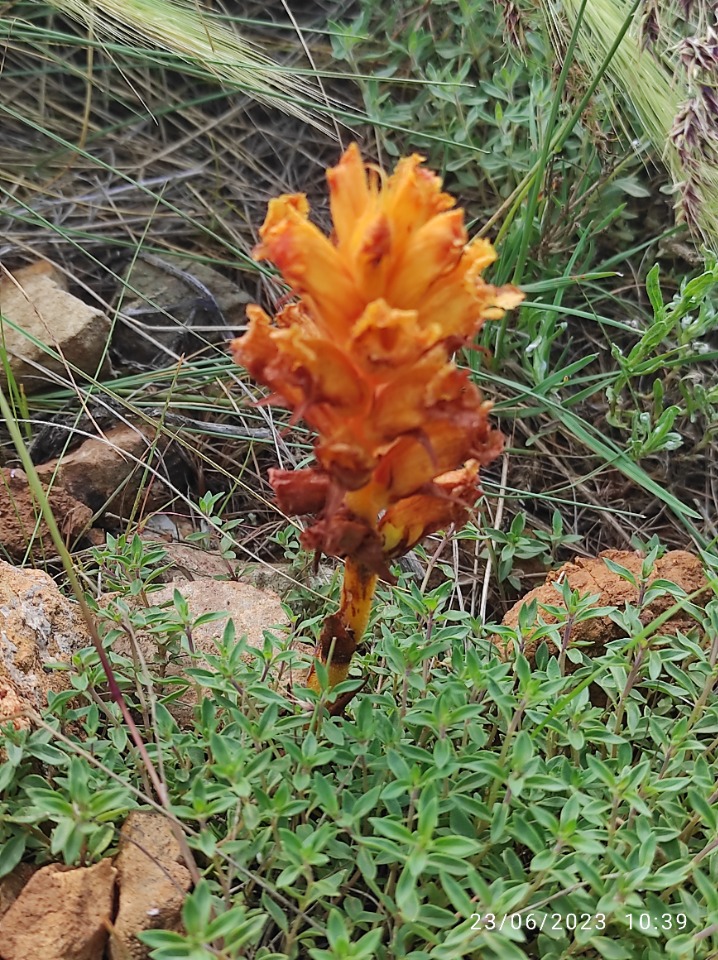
0;859;116;960
0;262;110;394
110;811;192;960
35;423;180;517
112;256;250;368
493;549;708;665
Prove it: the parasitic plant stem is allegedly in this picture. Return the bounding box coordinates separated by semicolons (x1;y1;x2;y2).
306;560;378;691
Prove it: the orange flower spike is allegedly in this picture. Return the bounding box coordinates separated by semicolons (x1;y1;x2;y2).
230;144;524;700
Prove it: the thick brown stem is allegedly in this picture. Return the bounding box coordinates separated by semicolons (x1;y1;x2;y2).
306;559;377;691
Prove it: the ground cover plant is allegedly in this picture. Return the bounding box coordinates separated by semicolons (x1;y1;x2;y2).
1;0;718;958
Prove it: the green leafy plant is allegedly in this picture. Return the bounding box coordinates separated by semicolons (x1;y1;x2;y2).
139;880;268;959
2;1;718;958
2;533;718;959
469;511;583;588
607;261;718;460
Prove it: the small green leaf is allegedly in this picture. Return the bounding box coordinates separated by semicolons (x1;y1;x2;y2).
182;880;213;935
395;864;420;920
0;832;26;878
589;936;632;959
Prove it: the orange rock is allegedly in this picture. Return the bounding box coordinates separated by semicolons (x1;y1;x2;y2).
0;865;35;921
0;859;116;960
109;812;191;960
494;549;707;665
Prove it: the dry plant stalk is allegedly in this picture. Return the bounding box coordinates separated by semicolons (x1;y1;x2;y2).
44;0;325;127
543;0;718;247
231;145;523;692
671;20;718;234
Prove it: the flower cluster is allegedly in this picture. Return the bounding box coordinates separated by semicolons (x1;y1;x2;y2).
231;144;522;690
639;0;660;49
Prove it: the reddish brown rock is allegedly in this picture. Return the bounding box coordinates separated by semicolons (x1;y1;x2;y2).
494;549;707;665
0;859;116;960
109;811;191;960
0;467;92;563
0;864;35;920
35;423;178;517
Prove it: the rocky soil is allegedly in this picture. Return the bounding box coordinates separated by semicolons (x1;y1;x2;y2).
0;812;191;960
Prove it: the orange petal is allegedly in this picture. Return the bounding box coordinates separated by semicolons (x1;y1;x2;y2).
254;194;362;331
314;439;377;491
327;143;373;249
230;305;279;380
300;511;384;569
384;154;455;238
434;460;482;495
417;239;522;341
274;301;319;332
387;209;467;308
272;328;369;414
369;349;458;443
373;410;501;502
463;237;498;274
232;305;371;425
494;285;526;311
259;192;310;234
269;467;331;515
350;300;438;370
350;212;393;299
372;434;445;500
379;461;481;554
